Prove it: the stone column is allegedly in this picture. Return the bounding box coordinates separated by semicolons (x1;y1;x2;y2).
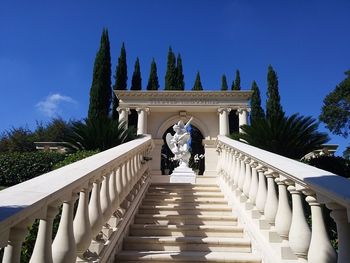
136;107;149;135
237;107;249;133
218;108;231;136
117;107;130;127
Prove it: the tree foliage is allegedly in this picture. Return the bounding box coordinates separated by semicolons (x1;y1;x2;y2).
147;58;159;90
232;70;241;90
112;42;128;120
266;65;284;119
319;70;350;138
221;74;228;91
63;118;136;152
88;28;112;122
250;81;265;123
235;114;329;159
306;155;350;178
130;57;142;90
164;47;177;90
176;53;185;90
192;71;203;90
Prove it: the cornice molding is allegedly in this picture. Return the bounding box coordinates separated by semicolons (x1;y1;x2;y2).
115;90;252;106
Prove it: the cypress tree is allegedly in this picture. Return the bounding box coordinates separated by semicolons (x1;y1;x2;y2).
164;46;177;90
266;65;284;119
250;81;265;123
130;57;142;90
192;71;203;90
147;58;159;90
221;74;228;90
232;70;241;90
176;53;185;90
112;42;128;120
88;28;111;122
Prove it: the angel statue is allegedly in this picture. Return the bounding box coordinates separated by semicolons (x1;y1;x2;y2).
166;117;193;167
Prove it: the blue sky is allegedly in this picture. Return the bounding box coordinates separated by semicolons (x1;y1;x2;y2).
0;0;349;155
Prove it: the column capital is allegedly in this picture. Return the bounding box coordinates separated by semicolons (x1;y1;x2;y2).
236;107;251;114
117;107;130;114
217;107;231;114
136;107;150;114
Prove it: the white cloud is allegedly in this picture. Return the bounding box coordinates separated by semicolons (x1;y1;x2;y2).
36;93;76;117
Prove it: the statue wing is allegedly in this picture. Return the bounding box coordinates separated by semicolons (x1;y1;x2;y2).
165;133;175;152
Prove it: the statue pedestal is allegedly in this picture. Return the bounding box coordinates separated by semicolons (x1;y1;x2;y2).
170;163;196;184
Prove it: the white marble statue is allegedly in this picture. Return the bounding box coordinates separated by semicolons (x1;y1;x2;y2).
166;117;193;167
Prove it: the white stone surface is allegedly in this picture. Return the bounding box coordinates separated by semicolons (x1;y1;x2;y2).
170;164;196;184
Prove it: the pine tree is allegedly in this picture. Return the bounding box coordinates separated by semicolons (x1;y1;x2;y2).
112;42;128;120
176;53;185;90
130;57;142;90
88;28;112;122
221;74;228;90
232;70;241;90
164;46;177;90
266;65;284;119
192;71;203;90
147;58;159;90
250;81;265;123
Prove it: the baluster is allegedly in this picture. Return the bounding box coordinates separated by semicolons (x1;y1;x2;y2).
275;177;292;239
88;178;104;240
73;185;92;260
109;169;117;213
255;165;267;213
287;185;311;261
225;148;233;184
126;157;132;196
233;153;241;189
100;171;112;223
248;162;259;205
243;159;252;198
2;219;32;263
306;195;336;263
121;162;128;202
238;156;246;192
328;204;350;263
264;169;278;224
229;150;236;186
222;146;228;179
30;206;59;263
52;194;77;263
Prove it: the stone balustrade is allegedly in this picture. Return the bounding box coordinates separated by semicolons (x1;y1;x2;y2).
217;135;349;263
0;135;153;263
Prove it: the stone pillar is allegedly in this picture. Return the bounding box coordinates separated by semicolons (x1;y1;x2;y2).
237;108;249;133
218;108;231;136
151;139;163;175
136;107;149;135
117;107;130;127
203;139;218;176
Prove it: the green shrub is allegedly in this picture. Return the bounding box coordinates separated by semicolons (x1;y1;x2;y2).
0;152;65;187
306;155;350;178
53;150;99;169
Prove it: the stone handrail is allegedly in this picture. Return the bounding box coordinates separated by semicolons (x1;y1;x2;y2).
217;135;350;263
0;135;153;263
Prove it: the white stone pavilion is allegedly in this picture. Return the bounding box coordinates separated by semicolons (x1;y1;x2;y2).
116;90;251;176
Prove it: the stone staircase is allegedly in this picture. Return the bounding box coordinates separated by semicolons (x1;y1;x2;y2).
116;183;261;262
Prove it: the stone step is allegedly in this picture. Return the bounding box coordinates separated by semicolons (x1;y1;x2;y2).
148;187;221;192
150;183;218;188
134;214;237;225
145;192;225;198
116;251;261;262
140;204;232;210
123;236;251;252
129;224;244;237
142;199;227;205
137;208;233;216
142;197;226;204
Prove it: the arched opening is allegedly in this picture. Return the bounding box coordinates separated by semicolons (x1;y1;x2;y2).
161;124;205;175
